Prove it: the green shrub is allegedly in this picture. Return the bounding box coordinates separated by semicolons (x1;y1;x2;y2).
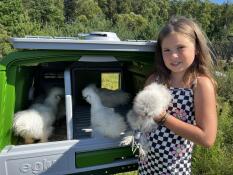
215;67;233;105
0;25;13;58
192;98;233;175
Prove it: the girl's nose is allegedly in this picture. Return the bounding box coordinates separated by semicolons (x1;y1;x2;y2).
171;50;179;58
167;48;179;57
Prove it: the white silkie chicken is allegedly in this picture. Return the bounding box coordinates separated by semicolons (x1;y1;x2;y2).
121;82;172;158
88;84;130;108
13;87;64;144
82;84;127;138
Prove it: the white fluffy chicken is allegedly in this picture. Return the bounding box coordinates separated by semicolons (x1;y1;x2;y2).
88;84;130;108
82;84;127;138
13;87;64;144
121;82;172;157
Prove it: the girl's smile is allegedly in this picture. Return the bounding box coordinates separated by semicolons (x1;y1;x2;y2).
161;32;196;76
170;61;182;67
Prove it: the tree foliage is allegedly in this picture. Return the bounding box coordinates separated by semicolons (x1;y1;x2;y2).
0;0;31;36
22;0;64;26
0;24;12;58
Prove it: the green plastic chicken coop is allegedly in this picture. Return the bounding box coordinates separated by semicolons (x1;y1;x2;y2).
0;32;155;175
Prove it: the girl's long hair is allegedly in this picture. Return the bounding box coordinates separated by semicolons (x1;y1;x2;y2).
153;16;216;90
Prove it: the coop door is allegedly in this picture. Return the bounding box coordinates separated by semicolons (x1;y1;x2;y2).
64;56;126;140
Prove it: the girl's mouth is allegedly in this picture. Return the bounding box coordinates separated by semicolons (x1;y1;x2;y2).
171;61;182;67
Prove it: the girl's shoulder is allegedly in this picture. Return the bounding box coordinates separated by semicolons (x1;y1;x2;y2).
193;76;215;94
144;73;156;87
196;76;214;87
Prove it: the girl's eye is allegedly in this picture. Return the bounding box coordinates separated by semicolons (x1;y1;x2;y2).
177;46;185;50
163;49;170;52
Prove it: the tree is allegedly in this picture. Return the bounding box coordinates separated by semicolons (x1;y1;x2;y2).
116;0;132;14
22;0;64;26
0;24;12;58
0;0;31;35
114;12;148;39
74;0;104;20
64;0;76;23
207;2;233;41
129;0;170;31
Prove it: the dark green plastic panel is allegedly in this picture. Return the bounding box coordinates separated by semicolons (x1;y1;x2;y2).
14;66;35;112
75;147;134;168
0;50;154;71
72;163;138;175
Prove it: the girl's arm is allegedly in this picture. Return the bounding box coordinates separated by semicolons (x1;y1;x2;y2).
163;76;217;148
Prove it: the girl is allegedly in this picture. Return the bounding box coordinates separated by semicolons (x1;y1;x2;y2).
139;16;217;174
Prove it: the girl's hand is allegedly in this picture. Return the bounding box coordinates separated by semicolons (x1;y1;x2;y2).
153;111;167;123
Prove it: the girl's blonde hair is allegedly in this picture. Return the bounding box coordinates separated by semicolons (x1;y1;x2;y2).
153;16;216;89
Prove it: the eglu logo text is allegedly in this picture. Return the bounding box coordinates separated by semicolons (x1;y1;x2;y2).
19;159;57;174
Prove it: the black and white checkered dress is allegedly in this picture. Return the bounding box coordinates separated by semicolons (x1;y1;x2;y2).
138;87;196;175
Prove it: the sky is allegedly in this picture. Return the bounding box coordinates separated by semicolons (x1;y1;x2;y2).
210;0;232;4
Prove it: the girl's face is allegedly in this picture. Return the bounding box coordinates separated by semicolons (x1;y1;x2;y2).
161;32;196;76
